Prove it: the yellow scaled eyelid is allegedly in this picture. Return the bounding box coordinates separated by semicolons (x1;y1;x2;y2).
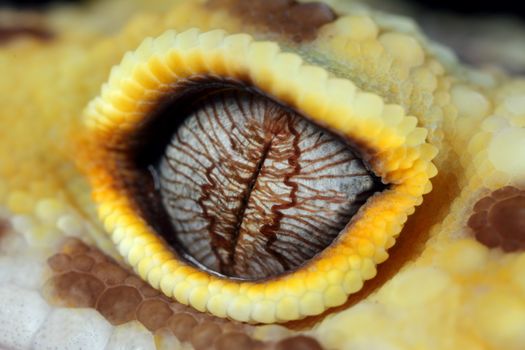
81;28;437;323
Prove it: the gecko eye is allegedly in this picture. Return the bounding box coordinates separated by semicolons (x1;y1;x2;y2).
81;29;437;323
132;83;382;281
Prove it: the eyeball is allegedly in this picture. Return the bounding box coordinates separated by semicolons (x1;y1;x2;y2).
80;29;437;323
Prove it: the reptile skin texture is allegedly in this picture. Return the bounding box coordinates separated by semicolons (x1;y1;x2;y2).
1;0;524;349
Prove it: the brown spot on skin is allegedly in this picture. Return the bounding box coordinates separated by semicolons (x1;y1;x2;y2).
92;262;128;285
47;253;71;272
96;286;142;325
216;321;243;335
124;275;145;289
0;10;53;45
275;3;336;43
215;332;258;350
87;248;107;263
72;254;95;272
491;186;519;199
168;313;198;342
476;227;500;248
468;212;487;229
490;196;525;240
47;272;105;308
207;0;336;42
191;322;222;350
275;336;323;350
45;238;326;349
0;27;53;44
473;196;496;212
140;283;160;298
137;299;173;331
469;187;525;251
63;238;90;256
0;219;8;238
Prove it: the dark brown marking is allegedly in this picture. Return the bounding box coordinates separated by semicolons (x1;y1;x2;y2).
96;286;142;325
47;253;71;272
63;238;90;256
191;322;223;350
275;335;323;350
140;283;161;298
468;186;525;251
207;0;337;42
0;11;53;45
44;272;105;308
124;275;144;289
92;261;128;285
72;254;95;272
137;299;173;331
0;219;8;238
215;332;259;350
0;27;53;44
44;239;326;348
260;116;301;271
168;313;198;342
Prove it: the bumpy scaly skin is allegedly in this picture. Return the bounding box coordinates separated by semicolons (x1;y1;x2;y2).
0;0;524;349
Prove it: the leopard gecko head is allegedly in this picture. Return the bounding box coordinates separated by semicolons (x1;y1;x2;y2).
0;1;524;349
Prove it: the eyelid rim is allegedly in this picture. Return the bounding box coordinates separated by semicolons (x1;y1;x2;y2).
80;28;437;324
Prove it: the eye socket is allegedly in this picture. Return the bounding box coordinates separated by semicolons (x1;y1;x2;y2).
80;29;437;323
127;82;383;281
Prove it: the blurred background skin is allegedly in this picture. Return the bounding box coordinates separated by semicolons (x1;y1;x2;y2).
368;0;525;75
1;0;525;75
1;0;525;74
